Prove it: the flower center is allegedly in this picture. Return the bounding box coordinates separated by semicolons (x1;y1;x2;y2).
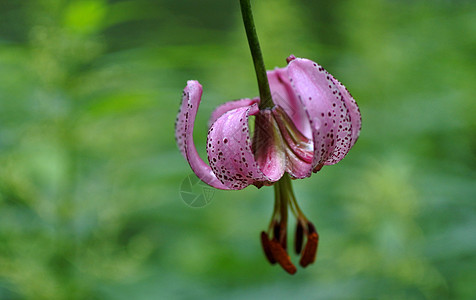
272;106;314;164
251;106;314;185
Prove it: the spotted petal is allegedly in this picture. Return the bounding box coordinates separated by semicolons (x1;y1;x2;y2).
207;104;285;190
208;98;259;128
328;74;362;150
287;58;359;171
175;80;229;190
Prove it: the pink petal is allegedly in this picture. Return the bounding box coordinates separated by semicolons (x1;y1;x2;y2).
287;58;357;170
328;74;362;150
268;68;312;139
208;98;259;128
252;109;286;182
175;80;229;190
206;104;285;189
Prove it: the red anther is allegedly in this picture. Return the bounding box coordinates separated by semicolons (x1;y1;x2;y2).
260;231;276;265
299;232;319;268
307;221;317;234
269;239;297;275
294;221;304;254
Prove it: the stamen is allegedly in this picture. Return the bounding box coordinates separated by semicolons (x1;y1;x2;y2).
262;173;320;273
280;230;287;251
294;221;304;254
299;222;319;267
269;239;297;275
273;223;281;240
307;221;317;235
260;231;276;264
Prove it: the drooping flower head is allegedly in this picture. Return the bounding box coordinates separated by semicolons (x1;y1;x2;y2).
176;55;361;189
175;55;361;273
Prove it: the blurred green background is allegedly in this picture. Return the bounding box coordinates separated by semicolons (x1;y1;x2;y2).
0;0;475;299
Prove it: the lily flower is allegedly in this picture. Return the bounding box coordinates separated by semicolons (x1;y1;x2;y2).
175;55;361;274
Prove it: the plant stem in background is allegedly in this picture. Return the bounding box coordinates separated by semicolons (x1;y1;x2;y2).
239;0;274;109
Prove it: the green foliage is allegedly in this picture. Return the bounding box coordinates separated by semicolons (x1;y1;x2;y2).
0;0;475;299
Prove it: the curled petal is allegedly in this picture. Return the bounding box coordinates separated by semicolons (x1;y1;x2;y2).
206;105;285;189
287;58;357;170
175;81;229;190
208;98;259;128
328;74;362;150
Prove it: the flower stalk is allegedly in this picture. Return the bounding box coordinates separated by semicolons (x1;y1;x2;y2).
239;0;274;109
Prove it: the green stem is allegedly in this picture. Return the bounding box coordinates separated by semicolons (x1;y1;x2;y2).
239;0;274;109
